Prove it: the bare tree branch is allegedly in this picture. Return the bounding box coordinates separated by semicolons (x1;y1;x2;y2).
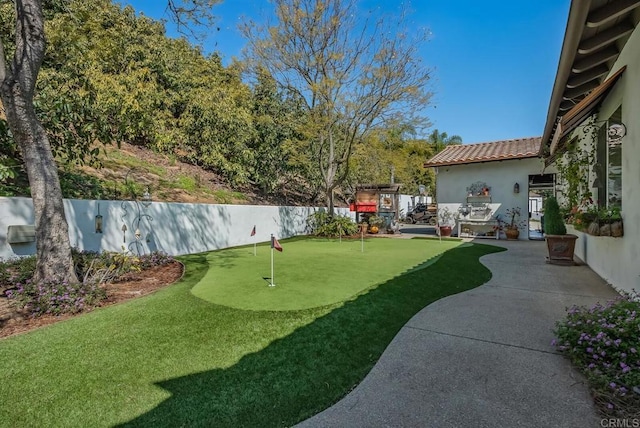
242;0;432;213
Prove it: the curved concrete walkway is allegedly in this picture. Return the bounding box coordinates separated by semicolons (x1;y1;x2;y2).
298;239;619;428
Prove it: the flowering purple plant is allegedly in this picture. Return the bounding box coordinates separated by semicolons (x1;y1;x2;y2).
2;250;174;318
5;279;106;317
552;291;640;417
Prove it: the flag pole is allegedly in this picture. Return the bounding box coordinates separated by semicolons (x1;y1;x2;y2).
251;225;257;256
270;234;275;287
361;228;364;253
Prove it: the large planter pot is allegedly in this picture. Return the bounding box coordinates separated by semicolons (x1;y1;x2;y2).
545;234;578;265
439;225;452;237
505;228;519;240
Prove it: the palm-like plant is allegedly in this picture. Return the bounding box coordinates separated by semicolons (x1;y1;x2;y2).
427;129;463;153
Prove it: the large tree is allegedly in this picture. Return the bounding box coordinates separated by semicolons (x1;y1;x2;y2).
242;0;432;214
0;0;217;285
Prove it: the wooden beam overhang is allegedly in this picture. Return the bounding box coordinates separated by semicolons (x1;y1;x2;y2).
559;100;578;111
587;0;640;27
562;80;600;100
540;0;639;162
572;45;620;73
546;66;626;163
566;64;610;88
577;21;634;54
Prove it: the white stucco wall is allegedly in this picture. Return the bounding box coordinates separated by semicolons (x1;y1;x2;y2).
0;197;352;260
560;26;640;294
435;157;551;239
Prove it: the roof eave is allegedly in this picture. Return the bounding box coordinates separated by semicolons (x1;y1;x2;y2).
540;1;593;156
423;153;540;168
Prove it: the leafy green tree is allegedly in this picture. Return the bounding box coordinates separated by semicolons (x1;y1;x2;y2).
0;0;218;285
248;67;309;194
242;0;432;214
349;126;444;198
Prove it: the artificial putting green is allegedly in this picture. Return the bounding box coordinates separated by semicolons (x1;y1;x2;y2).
190;237;462;310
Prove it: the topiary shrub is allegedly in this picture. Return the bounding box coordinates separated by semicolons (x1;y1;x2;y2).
544;196;566;235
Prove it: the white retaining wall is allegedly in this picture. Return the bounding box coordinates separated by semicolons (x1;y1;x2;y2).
0;197;352;260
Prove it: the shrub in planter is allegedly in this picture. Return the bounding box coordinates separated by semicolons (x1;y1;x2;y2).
544;196;577;265
597;207;624;238
544;197;566;235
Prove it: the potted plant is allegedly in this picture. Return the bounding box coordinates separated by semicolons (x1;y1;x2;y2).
544;196;578;265
367;215;385;234
502;207;527;240
609;207;624;237
437;207;454;237
595;206;624;237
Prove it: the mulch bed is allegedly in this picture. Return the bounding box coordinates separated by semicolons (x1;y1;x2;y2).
0;261;184;340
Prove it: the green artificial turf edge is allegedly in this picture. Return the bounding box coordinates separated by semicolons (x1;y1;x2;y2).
0;242;505;428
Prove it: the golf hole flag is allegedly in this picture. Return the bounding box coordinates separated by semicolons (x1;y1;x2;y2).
250;225;256;236
271;235;283;252
269;234;282;287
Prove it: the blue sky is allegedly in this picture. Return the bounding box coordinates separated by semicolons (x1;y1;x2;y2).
120;0;570;144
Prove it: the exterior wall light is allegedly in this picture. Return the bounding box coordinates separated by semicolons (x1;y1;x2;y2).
95;203;103;233
514;183;520;194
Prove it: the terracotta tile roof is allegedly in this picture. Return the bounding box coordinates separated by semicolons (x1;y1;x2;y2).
424;137;542;167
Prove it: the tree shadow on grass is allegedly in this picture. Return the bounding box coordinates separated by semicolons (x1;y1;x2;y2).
119;243;506;428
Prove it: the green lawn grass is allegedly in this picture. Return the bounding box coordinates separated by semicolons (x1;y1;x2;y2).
0;240;504;427
192;237;461;310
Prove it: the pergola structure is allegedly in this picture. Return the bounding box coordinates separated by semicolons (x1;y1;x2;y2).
351;184;402;230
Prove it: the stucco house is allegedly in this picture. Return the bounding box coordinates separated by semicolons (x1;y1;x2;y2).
539;0;640;294
424;137;555;240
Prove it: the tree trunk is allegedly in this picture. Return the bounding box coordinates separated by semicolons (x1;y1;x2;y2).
327;187;335;216
0;0;79;285
1;82;79;284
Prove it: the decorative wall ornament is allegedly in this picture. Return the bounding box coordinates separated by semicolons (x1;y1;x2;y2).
121;196;153;255
607;123;626;144
466;181;490;196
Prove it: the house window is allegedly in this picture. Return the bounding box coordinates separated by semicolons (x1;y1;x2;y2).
595;106;622;209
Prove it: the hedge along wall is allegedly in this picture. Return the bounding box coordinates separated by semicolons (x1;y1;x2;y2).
0;197;353;260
